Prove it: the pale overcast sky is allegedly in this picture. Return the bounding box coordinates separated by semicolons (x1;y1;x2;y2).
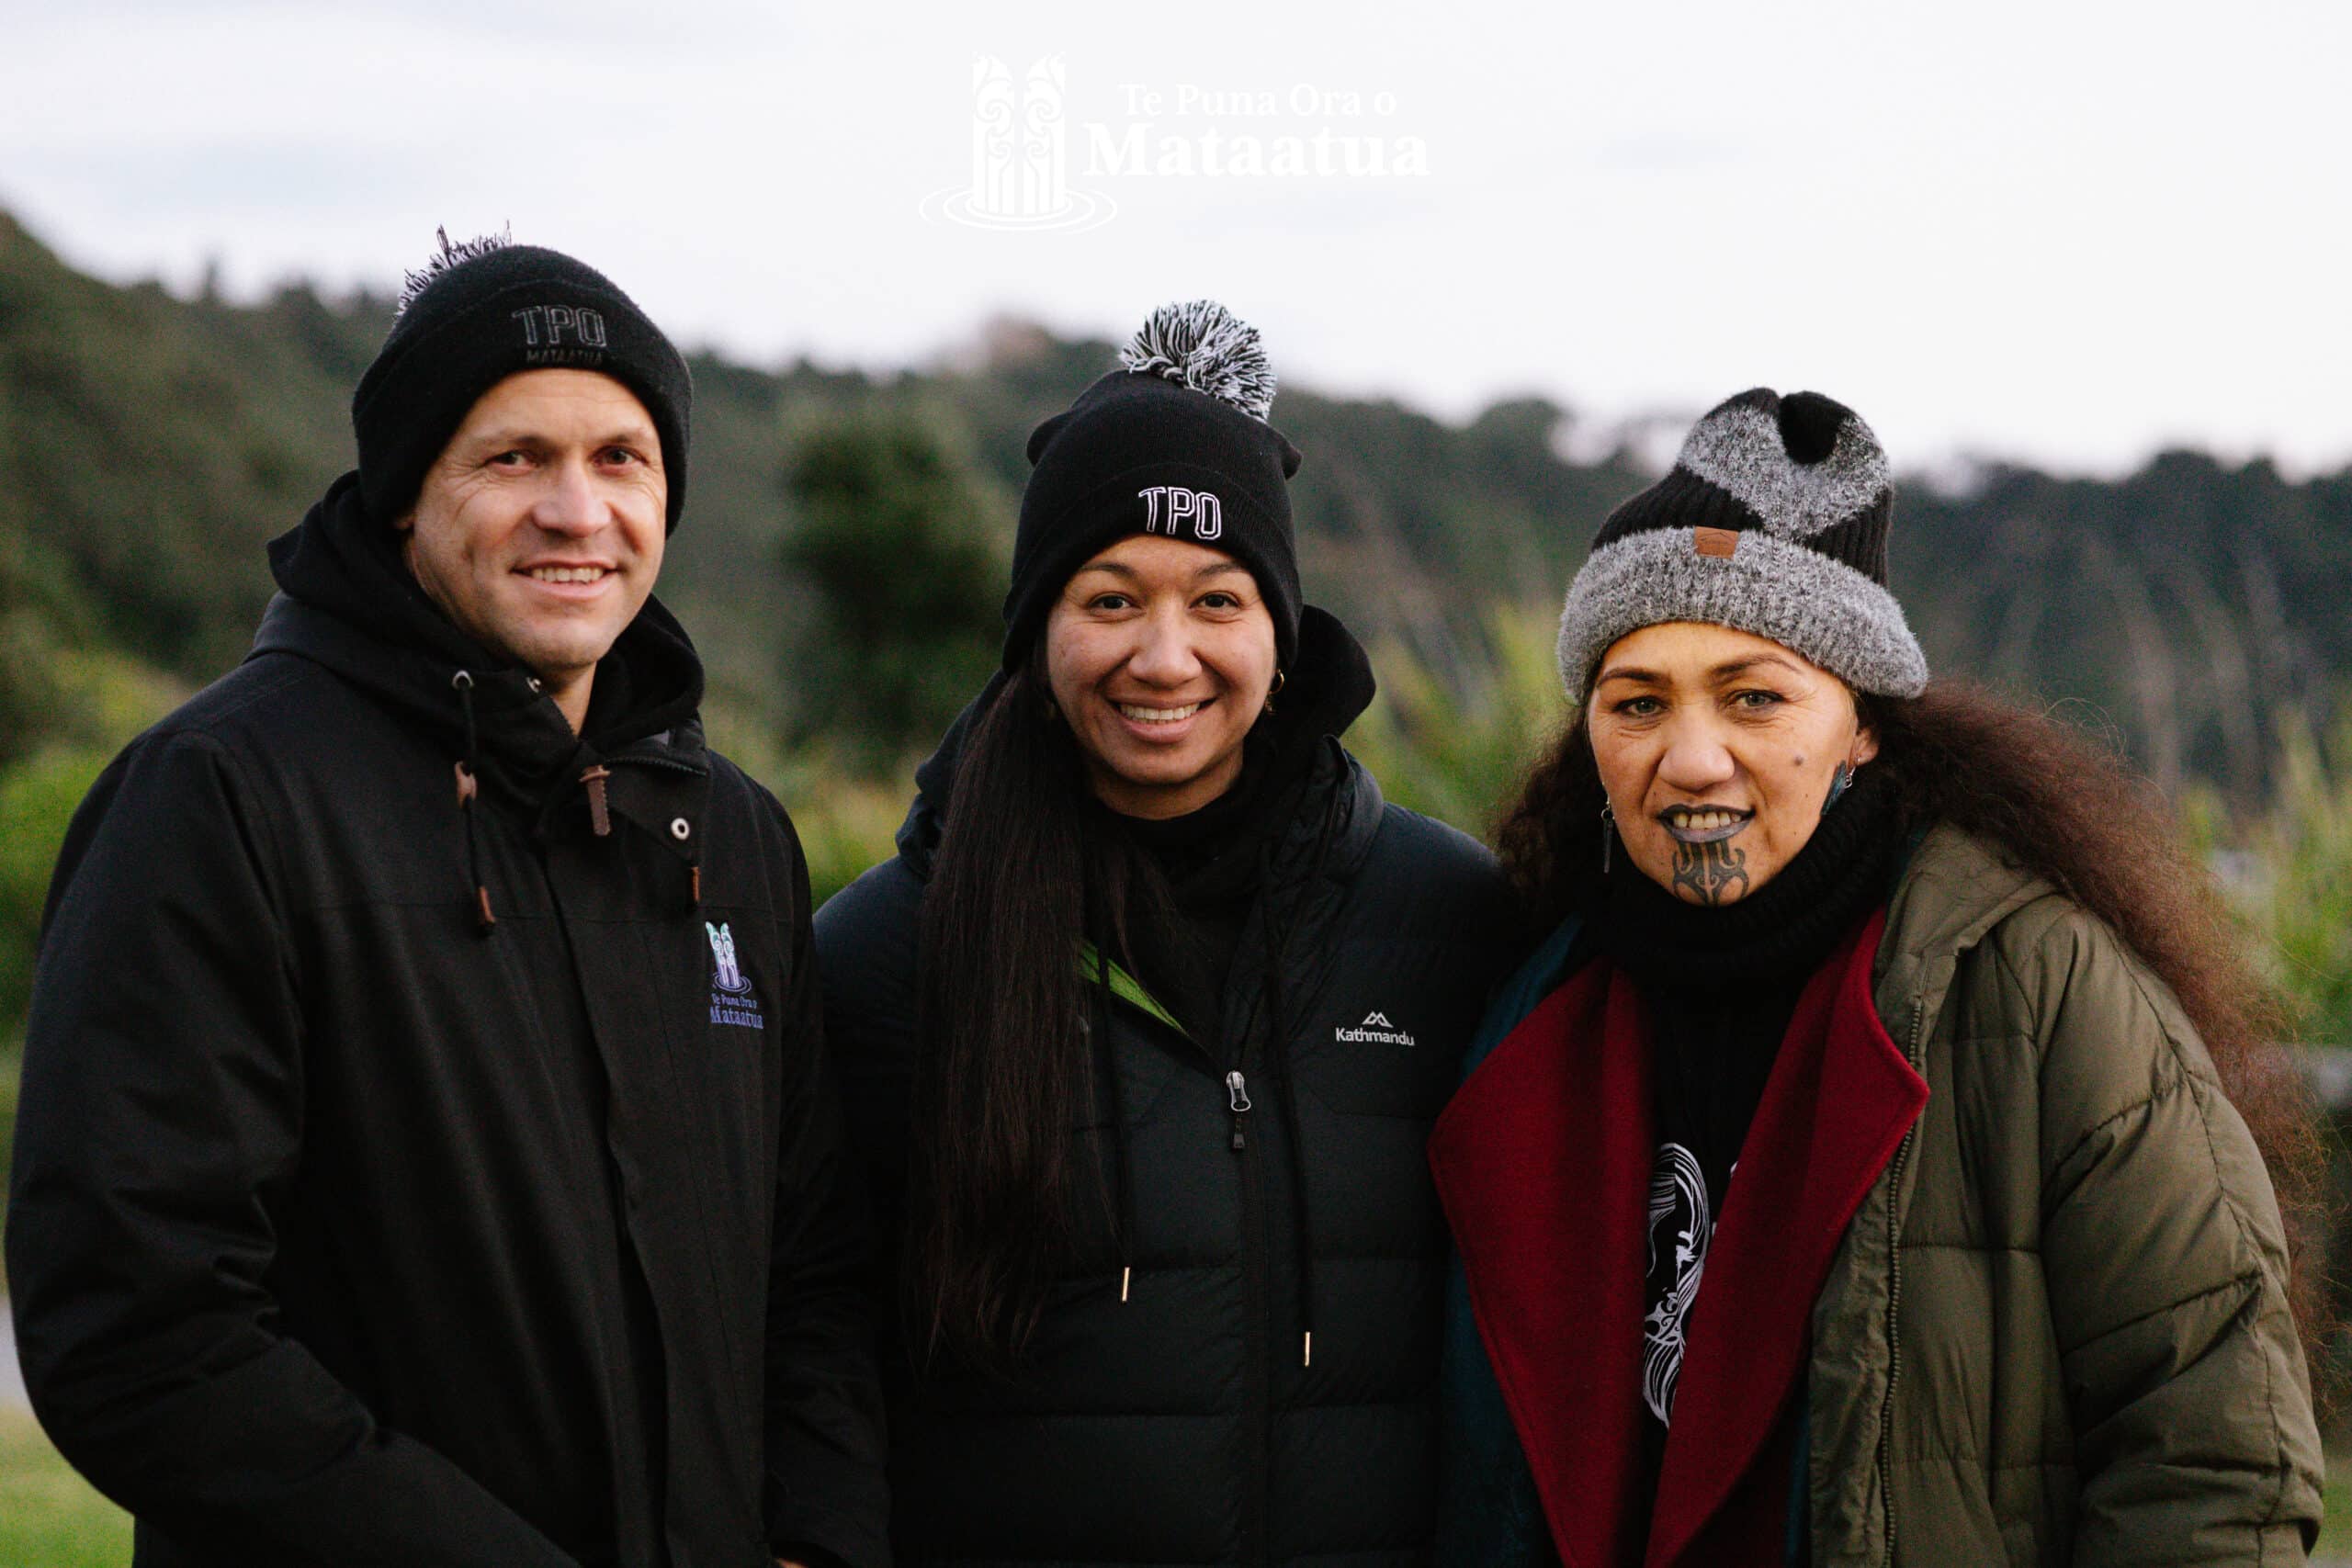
5;1;2346;476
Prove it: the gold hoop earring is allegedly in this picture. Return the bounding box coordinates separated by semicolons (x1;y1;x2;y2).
1263;667;1287;715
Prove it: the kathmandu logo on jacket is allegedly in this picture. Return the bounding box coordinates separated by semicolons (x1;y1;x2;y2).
1334;1010;1415;1046
706;922;765;1030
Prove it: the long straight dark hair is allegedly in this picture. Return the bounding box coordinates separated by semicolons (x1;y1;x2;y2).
1495;678;2331;1354
909;660;1132;1371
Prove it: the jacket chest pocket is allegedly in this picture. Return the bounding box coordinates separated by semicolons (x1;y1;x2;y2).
1068;1012;1182;1131
642;912;780;1201
1288;988;1454;1260
1298;959;1458;1114
1297;1021;1454;1118
1062;1017;1201;1268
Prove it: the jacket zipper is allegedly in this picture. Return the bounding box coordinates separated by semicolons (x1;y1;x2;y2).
1874;1003;1928;1565
1230;1052;1273;1568
608;753;709;777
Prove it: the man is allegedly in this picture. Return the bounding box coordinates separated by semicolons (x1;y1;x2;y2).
5;234;888;1568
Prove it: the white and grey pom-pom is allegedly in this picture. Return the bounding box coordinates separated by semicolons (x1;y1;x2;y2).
1118;299;1276;421
396;223;514;317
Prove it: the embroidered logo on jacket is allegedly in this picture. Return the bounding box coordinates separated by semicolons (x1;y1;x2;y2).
706;921;765;1030
1333;1010;1415;1046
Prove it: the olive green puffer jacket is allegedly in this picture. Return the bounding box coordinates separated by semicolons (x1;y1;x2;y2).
1808;823;2324;1564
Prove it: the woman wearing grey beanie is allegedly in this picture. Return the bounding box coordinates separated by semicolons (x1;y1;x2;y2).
1430;389;2322;1566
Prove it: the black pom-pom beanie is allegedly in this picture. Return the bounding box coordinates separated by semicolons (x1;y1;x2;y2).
1001;301;1305;669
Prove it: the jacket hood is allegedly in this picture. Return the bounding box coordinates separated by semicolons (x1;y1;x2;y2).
259;470;707;796
894;603;1377;880
1870;821;2052;1024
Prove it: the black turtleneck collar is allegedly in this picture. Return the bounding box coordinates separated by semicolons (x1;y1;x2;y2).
1105;604;1374;905
1092;605;1375;1042
1594;766;1903;992
1106;741;1273;910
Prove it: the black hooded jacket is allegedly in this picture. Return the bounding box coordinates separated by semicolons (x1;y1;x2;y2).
6;474;889;1568
813;609;1518;1567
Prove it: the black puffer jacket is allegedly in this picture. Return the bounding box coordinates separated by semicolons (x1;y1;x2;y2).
814;611;1516;1567
6;475;888;1568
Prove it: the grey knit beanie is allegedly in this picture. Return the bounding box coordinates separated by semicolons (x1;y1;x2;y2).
1556;388;1928;706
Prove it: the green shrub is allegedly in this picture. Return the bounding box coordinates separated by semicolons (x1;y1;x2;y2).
2216;712;2352;1042
0;1406;133;1568
0;748;110;1043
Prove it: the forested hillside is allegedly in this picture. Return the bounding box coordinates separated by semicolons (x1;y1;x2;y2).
8;209;2345;803
6;204;2352;1048
7;209;2352;1393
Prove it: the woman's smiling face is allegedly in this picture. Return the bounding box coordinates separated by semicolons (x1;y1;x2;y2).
1586;620;1878;906
1044;534;1279;820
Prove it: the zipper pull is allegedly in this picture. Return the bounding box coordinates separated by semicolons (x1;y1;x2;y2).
1227;1070;1252;1150
580;764;613;837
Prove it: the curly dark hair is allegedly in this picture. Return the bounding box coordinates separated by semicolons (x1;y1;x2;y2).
1495;677;2335;1362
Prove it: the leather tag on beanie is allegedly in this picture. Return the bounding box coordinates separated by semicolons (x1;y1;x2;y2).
1692;526;1740;558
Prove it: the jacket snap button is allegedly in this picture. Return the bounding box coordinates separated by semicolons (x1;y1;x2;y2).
671;818;691;840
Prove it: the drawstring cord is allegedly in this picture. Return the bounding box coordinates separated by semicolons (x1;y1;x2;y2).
1081;862;1139;1303
1260;911;1311;1366
447;683;703;925
450;671;495;934
1093;972;1137;1303
1260;757;1348;1369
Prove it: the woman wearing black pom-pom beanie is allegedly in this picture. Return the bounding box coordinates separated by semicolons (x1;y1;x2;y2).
816;302;1518;1566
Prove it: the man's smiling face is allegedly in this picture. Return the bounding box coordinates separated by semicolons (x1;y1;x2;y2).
397;368;666;728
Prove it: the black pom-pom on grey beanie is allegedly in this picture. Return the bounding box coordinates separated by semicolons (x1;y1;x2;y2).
1001;299;1305;670
1555;387;1928;705
352;230;694;532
